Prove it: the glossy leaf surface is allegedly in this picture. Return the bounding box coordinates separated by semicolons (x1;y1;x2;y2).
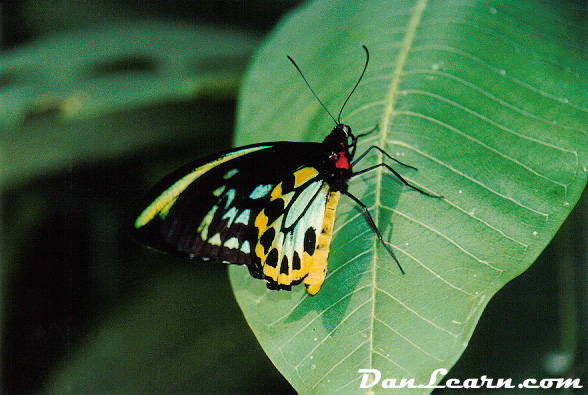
230;0;588;393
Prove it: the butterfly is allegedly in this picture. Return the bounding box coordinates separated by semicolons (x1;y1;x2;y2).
131;46;440;295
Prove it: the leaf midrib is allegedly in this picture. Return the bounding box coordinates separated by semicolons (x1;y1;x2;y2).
369;0;429;378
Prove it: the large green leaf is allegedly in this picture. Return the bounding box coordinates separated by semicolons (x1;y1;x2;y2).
229;0;588;393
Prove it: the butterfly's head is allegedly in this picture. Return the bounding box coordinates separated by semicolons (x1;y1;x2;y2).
323;123;353;146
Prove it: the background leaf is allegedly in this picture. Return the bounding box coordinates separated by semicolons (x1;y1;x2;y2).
0;12;293;394
0;20;258;187
230;0;588;393
3;0;586;393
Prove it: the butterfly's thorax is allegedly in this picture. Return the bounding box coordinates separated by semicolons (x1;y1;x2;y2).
131;46;438;296
319;124;353;193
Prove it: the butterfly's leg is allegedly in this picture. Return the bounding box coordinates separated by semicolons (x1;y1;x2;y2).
354;126;377;140
350;125;378;158
344;191;404;274
352;163;442;198
352;145;417;170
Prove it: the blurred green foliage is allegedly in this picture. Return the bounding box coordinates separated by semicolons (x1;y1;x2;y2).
1;1;298;393
1;0;587;394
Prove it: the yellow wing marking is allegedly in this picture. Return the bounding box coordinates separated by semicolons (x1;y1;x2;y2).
135;145;270;228
293;167;319;188
255;177;339;295
254;211;270;260
303;191;340;295
270;182;282;201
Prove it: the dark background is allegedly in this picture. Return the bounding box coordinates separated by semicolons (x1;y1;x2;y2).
1;1;585;393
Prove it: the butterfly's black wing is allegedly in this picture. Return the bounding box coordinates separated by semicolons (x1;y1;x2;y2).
131;141;334;292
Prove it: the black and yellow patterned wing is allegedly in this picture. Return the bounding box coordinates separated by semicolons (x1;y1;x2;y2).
131;142;340;295
252;166;340;295
132;47;435;295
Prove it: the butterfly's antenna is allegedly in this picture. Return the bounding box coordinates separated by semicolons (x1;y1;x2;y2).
337;45;369;124
287;55;338;125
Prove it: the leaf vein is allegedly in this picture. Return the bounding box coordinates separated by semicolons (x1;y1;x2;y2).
311;339;371;390
374;316;445;362
375;286;458;338
293;296;372;371
388;139;551;218
397;89;574;188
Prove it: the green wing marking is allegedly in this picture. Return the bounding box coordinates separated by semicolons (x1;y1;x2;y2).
135;145;271;228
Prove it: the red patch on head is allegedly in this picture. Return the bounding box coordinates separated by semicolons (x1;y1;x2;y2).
335;151;350;169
